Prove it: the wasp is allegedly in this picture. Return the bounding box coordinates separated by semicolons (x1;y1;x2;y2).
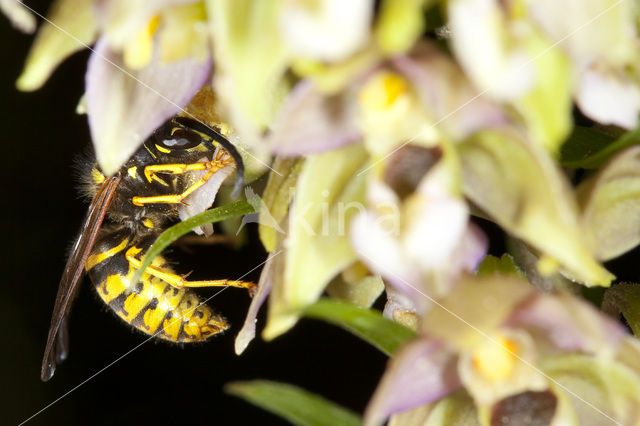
41;114;254;381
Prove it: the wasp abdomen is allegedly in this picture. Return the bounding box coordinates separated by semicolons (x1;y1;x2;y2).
86;235;228;342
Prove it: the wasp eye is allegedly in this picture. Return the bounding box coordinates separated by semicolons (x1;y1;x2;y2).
155;127;202;150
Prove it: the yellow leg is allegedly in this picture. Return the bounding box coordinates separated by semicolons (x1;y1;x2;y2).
133;155;233;206
126;247;255;292
142;150;230;182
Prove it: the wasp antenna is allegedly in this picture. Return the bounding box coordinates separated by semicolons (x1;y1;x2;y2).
174;116;245;198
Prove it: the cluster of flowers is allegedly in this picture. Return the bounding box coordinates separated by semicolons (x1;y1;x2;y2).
8;0;640;423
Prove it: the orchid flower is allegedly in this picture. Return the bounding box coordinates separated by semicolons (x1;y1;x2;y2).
365;274;640;426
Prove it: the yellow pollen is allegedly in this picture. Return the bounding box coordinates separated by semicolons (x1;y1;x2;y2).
359;71;408;111
537;255;559;276
91;168;105;184
472;336;519;382
123;15;161;70
143;218;154;229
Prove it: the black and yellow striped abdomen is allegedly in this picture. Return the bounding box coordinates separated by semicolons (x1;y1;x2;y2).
85;229;228;342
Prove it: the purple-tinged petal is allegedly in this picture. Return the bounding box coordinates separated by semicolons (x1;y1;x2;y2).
392;44;508;140
235;246;278;355
86;37;211;175
266;80;362;156
451;223;488;274
507;292;627;353
364;338;460;426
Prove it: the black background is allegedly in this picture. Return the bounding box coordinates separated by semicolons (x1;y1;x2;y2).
1;2;387;425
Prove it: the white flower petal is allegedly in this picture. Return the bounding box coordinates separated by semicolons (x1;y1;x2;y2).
1;0;35;33
178;153;235;236
235;251;276;355
279;0;373;62
403;194;468;270
576;67;640;129
86;37;211;175
448;0;535;100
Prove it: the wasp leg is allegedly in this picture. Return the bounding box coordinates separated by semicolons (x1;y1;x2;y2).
142;149;228;182
125;246;256;293
133;153;233;206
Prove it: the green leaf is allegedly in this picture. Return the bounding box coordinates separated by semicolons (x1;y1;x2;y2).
304;299;416;356
561;126;640;169
130;201;255;285
577;146;640;260
226;380;362;426
602;284;640;336
263;144;369;339
458;129;613;286
559;126;616;168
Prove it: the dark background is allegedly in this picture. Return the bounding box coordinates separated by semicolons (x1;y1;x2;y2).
1;3;387;424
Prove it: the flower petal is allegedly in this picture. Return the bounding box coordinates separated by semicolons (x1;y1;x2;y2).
16;0;97;91
266;80;361;155
364;338;460;426
421;275;533;350
507;292;627;354
1;0;36;33
279;0;373;62
375;0;430;54
350;210;424;306
97;0;198;49
235;250;277;355
458;128;614;286
576;67;640;129
542;354;640;426
258;157;304;252
448;0;536;101
263;144;368;339
178;157;235;236
578;146;640;260
208;0;290;138
86;37;211;175
389;390;479;426
392;44;507;141
458;330;547;407
525;0;637;67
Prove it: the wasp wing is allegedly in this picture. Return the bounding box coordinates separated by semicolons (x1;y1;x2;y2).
41;174;121;381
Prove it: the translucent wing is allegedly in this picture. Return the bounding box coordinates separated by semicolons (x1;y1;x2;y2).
41;174;121;381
